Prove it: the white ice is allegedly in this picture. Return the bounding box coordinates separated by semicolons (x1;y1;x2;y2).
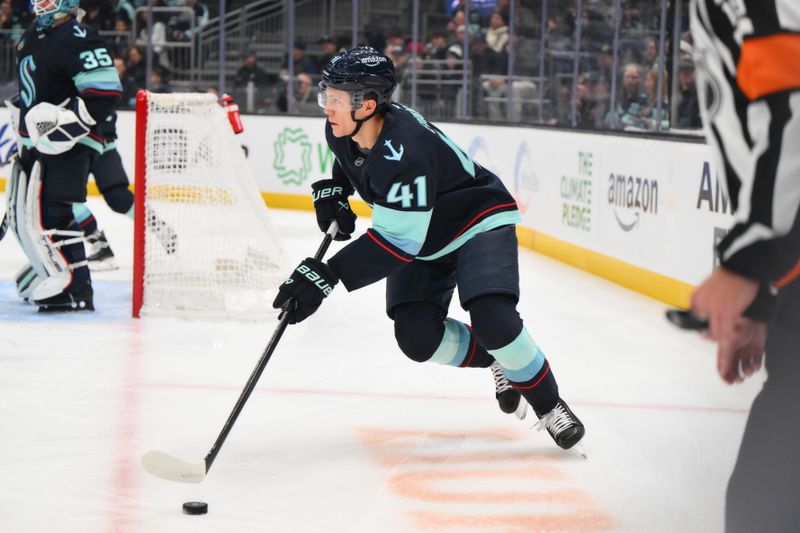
0;198;762;533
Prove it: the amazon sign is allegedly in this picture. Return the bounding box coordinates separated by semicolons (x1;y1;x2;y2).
607;173;660;232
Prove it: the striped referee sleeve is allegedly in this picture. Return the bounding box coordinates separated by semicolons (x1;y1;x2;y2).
691;0;800;287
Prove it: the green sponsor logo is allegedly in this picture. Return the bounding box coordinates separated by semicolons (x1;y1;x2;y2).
561;151;593;232
273;126;337;185
273;127;313;185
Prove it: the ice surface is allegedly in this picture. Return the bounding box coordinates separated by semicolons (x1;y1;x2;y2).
0;198;761;532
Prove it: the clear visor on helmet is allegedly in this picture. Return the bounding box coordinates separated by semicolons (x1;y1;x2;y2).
317;83;362;111
32;0;61;16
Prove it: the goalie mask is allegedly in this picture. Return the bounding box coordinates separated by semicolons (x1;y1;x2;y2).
32;0;80;28
318;46;396;136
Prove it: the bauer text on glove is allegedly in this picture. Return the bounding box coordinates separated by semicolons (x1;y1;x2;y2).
311;179;356;240
272;258;339;323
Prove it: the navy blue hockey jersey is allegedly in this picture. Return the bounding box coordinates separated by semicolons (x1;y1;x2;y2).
16;17;122;153
326;103;520;290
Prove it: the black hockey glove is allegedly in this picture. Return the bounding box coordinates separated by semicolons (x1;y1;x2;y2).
311;179;356;241
272;258;339;324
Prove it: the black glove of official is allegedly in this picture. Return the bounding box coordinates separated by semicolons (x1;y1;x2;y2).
272;258;339;324
311;179;356;241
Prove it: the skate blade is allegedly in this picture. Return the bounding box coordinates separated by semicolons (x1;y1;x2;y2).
573;442;588;459
514;400;528;420
89;259;119;272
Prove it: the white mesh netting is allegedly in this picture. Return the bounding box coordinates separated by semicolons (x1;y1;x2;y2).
140;93;287;319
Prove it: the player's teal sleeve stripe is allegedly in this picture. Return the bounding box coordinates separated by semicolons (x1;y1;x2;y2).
104;141;117;153
372;203;432;256
78;136;104;153
429;318;471;366
488;327;545;382
21;137;34;148
416;210;521;261
73;68;122;92
72;203;92;224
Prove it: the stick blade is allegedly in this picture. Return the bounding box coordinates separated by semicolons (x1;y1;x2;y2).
141;450;207;484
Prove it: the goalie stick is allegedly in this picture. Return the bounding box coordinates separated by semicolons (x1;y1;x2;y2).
141;221;339;483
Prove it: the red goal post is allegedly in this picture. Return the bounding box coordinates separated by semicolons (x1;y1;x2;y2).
132;90;287;319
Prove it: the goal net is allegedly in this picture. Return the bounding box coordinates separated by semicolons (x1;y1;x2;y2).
132;91;288;319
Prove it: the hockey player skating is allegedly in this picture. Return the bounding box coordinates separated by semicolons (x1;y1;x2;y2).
273;47;585;451
9;0;122;311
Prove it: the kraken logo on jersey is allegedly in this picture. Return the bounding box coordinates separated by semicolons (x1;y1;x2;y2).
19;56;36;107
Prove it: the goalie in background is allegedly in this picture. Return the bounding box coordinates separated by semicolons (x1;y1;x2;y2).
273;47;585;452
9;0;121;311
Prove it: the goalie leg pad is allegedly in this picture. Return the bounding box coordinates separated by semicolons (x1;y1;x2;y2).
15;263;40;301
7;158;27;248
21;161;91;301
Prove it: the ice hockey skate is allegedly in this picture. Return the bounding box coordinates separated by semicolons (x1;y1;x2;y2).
490;361;528;419
35;283;94;312
534;398;585;451
86;230;118;271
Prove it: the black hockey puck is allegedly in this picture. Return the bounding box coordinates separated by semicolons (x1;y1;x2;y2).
665;309;709;331
182;501;208;515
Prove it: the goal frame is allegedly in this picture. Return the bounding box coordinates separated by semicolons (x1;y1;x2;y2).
132;90;148;318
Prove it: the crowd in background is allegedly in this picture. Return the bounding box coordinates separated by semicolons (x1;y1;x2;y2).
0;0;702;133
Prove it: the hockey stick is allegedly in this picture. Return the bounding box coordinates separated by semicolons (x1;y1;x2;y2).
142;221;339;483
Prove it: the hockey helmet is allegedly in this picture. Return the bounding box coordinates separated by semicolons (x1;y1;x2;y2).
318;46;397;111
32;0;80;28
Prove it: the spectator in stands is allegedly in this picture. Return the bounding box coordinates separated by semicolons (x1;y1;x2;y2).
112;0;135;30
169;0;209;42
232;48;276;112
114;56;136;109
425;30;449;60
485;11;509;54
9;0;31;25
385;40;410;76
0;0;23;39
82;0;115;31
315;35;339;73
432;43;464;115
234;48;275;91
674;59;701;129
641;67;669;130
281;41;317;78
123;45;147;96
149;66;171;94
470;32;504;118
447;9;466;41
384;27;405;51
276;72;319;114
604;62;649;130
134;4;168;60
641;36;659;72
